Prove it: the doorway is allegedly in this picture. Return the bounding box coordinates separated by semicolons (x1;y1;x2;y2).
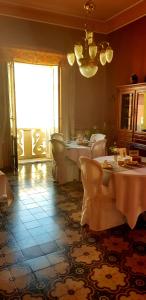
13;62;59;163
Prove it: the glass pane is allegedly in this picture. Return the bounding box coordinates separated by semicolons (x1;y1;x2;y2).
120;93;134;130
14;63;58;129
136;92;146;132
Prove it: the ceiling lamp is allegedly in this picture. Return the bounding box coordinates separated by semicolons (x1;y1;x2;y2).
67;0;113;78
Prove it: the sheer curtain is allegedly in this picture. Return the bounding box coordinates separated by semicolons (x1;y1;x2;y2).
8;61;18;170
0;61;13;170
60;63;76;141
45;66;59;158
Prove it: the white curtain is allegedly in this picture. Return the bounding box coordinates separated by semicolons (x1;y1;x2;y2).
8;61;18;170
60;63;76;141
45;66;59;158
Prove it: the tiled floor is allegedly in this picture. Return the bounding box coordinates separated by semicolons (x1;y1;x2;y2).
0;161;146;299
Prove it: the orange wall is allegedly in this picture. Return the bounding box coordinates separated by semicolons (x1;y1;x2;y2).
109;16;146;87
104;16;146;131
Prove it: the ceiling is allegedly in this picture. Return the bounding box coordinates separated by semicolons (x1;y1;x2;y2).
0;0;145;33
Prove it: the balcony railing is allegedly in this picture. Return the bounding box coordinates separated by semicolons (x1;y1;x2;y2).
17;128;47;160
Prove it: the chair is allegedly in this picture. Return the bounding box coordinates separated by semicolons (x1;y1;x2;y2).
51;133;64;141
90;133;106;143
91;139;107;158
51;139;79;184
79;156;125;231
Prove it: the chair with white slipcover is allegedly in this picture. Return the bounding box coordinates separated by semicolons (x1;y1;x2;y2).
91;139;107;158
90;133;106;143
51;139;79;184
51;133;64;141
79;156;125;231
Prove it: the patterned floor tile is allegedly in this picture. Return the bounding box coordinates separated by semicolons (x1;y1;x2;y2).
21;245;44;260
39;241;59;255
0;161;146;299
0;268;18;295
26;255;50;271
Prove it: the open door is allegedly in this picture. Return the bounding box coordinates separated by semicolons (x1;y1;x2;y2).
7;61;60;165
7;62;18;170
13;63;59;162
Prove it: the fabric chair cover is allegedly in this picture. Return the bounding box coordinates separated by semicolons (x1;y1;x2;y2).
51;139;79;184
90;133;106;143
91;139;107;158
51;133;64;141
79;156;125;231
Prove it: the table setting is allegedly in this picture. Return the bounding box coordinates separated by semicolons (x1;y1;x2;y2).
94;155;146;229
65;139;91;166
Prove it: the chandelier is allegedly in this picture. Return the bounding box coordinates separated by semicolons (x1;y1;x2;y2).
67;0;113;78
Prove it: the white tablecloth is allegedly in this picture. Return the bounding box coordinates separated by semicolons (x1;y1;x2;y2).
94;156;146;229
65;142;91;166
0;171;13;208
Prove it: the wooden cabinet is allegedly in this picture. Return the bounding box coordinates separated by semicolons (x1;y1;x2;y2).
116;83;146;150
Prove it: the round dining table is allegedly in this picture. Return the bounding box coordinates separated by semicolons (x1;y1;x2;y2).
65;141;91;167
94;155;146;229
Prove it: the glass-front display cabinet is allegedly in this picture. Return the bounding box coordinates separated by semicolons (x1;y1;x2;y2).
134;90;146;132
116;83;146;148
120;92;135;130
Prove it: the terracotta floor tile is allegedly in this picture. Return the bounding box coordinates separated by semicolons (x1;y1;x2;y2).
9;263;32;277
13;273;36;290
0;268;17;294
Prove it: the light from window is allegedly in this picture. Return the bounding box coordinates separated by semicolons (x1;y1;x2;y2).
14;62;58;130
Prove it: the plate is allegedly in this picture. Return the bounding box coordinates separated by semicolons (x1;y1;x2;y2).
127;160;138;165
102;163;113;170
77;142;89;146
103;166;113;170
123;163;143;168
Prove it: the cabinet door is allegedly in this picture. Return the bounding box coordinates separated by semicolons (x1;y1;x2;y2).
120;92;135;130
134;91;146;132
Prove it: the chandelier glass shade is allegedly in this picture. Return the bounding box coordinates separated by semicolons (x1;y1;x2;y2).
67;0;113;78
67;30;113;78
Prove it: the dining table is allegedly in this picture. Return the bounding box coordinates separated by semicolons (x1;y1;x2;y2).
94;155;146;229
0;171;13;210
65;141;91;167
